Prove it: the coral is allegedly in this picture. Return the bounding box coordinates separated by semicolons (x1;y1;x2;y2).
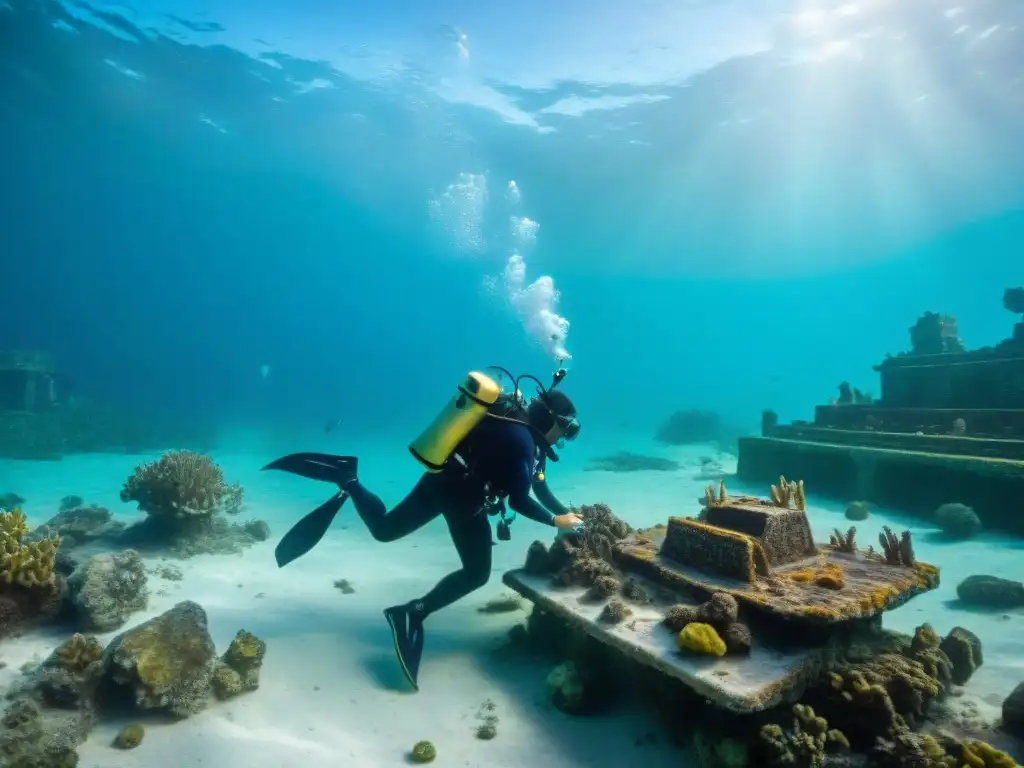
410;740;436;763
620;577;651;604
113;723;144;749
551;503;631;586
582;574;620;602
26;503;121;549
476;722;497;740
703;479;729;508
100;600;218;718
0;507;60;588
829;527;857;554
677;623;727;657
215;629;266;698
334;578;355;594
878;527;915;567
68;550;149;631
663;604;699;632
769;476;806;512
950;417;967;436
120;450;243;520
938;626;982;686
934;503;982;540
52;634;103;674
599;599;632;624
0;491;25;509
870;729;1017;767
759;704;848;768
845;501;870;521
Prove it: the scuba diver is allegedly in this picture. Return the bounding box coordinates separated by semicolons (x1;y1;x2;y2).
262;366;582;691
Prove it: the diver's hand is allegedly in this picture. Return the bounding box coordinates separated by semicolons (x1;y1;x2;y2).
553;513;584;532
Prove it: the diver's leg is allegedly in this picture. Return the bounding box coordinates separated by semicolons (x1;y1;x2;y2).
413;508;494;617
346;473;444;543
383;500;492;690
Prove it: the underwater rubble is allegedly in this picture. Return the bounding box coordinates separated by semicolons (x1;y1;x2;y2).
0;601;266;765
503;479;1021;767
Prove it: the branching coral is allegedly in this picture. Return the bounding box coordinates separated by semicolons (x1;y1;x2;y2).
879;526;915;566
703;480;728;508
829;527;857;553
0;508;60;588
120;450;244;520
759;704;848;768
769;476;806;511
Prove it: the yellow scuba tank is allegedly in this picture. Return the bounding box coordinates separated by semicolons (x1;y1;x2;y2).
409;371;503;472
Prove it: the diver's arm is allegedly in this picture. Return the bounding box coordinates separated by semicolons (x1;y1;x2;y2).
532;475;569;516
507;461;557;526
508;492;557;526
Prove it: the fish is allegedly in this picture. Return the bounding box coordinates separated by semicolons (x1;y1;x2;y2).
324;417;343;433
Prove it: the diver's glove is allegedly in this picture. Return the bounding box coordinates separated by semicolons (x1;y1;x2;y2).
553;513;584;533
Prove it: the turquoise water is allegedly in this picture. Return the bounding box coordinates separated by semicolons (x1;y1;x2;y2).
2;0;1024;766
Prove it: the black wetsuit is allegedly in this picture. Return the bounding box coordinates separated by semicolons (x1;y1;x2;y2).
346;417;565;618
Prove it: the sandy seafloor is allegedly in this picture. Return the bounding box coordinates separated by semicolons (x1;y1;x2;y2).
1;433;1022;768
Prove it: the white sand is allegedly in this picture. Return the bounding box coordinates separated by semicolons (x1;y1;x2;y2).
1;440;1022;767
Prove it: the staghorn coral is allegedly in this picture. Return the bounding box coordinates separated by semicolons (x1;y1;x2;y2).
759;704;848;768
120;450;243;520
829;527;858;554
0;507;60;588
769;476;806;512
878;526;915;566
677;622;727;657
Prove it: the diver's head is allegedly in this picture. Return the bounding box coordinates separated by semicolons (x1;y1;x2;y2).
527;390;580;446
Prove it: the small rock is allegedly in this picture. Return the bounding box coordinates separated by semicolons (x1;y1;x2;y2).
935;502;982;540
68;551;149;631
1002;682;1024;739
939;626;983;685
956;575;1024;609
844;501;870;521
113;723;145;749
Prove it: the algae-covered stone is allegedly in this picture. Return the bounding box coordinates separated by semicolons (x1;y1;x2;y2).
100;600;217;718
410;740;436;763
113;723;145;749
68;550;149;631
939;626;983;686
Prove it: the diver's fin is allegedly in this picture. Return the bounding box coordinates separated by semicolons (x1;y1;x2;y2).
262;453;358;484
274;492;348;568
384;604;424;691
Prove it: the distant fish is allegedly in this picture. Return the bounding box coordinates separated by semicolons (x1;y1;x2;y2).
259;364;270;378
324;417;343;433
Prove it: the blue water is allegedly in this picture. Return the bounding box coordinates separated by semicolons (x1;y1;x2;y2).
2;0;1024;765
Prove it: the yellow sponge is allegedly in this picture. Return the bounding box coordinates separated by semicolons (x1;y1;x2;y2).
677;622;727;657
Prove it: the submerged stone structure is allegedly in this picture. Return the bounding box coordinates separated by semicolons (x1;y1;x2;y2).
737;289;1024;534
502;481;939;714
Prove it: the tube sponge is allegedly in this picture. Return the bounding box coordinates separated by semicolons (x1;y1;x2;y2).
677;622;727;657
0;508;60;588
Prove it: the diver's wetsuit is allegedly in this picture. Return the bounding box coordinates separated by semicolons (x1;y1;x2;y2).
345;416;562;617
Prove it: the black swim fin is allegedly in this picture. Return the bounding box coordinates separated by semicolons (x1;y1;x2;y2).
274;492;348;568
384;603;425;691
262;453;358;485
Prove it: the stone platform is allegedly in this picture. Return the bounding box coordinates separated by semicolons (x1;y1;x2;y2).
503;569;825;714
614;531;939;625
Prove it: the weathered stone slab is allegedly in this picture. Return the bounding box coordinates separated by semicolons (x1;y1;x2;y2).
503;568;824;714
